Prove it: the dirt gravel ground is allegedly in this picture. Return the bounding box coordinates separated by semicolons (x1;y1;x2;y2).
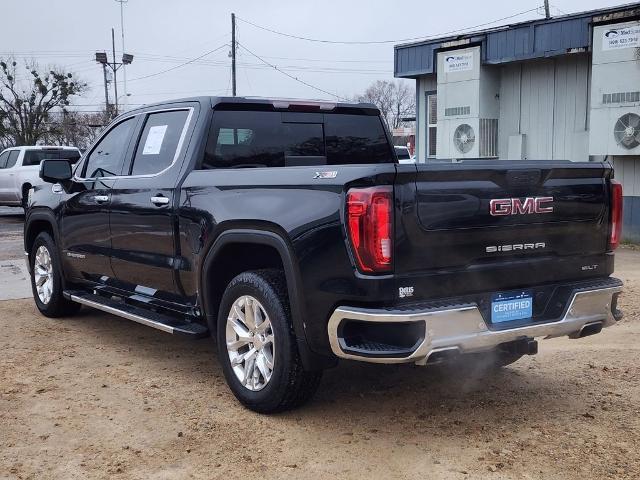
1;249;639;480
0;207;24;261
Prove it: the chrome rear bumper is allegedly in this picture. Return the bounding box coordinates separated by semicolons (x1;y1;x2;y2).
327;281;623;365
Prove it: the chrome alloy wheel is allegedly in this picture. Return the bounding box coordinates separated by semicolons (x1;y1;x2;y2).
226;295;275;391
34;245;53;305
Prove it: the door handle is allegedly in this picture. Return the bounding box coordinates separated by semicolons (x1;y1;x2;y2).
151;195;170;206
94;195;109;203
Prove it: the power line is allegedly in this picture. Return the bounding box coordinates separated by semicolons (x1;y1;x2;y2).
551;3;568;15
236;42;347;101
259;55;389;64
120;43;229;82
68;103;146;107
168;31;232;58
126;88;230;97
2;50;392;75
1;49;391;66
124;57;392;73
236;7;541;45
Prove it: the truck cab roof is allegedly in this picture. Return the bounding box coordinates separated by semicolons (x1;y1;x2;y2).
2;145;80;152
121;96;380;117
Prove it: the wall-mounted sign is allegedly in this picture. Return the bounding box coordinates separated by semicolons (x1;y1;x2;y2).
603;26;640;50
443;52;474;73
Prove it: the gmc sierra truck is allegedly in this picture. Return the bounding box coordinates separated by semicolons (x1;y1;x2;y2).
25;97;624;413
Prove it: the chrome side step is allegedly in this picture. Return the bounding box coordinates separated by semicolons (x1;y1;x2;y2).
65;291;209;338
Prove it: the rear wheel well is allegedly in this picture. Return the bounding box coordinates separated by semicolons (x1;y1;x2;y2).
25;220;54;258
203;242;286;327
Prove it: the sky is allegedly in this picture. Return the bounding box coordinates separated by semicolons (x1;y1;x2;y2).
0;0;632;112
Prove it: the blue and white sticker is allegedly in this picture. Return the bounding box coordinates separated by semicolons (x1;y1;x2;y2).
491;292;533;323
603;26;640;50
443;52;473;73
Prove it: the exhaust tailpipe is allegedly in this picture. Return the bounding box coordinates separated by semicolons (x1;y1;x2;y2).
577;322;603;338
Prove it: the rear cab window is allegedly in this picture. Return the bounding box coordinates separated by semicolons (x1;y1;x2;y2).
200;109;393;169
23;149;80;166
394;147;411;160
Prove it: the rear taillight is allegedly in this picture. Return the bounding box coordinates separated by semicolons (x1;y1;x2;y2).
609;180;623;250
346;186;393;273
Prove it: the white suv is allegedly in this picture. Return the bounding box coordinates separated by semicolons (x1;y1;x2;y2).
0;146;81;208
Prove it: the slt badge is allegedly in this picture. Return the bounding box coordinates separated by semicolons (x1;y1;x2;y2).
313;171;337;179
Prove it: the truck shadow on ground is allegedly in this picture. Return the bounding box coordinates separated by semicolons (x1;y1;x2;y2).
66;307;575;429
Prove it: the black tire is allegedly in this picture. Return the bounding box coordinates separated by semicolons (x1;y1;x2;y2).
216;269;322;413
30;231;81;318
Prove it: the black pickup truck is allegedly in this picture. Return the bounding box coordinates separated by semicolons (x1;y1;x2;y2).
25;96;624;413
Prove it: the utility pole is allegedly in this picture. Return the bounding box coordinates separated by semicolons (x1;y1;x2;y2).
115;0;128;108
102;64;111;118
112;28;119;116
231;12;237;96
95;29;133;119
544;0;551;19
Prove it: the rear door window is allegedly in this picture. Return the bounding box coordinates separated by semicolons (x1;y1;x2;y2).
201;110;392;169
6;151;20;168
129;110;189;176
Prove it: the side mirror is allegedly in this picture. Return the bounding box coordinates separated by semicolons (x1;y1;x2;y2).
40;159;73;184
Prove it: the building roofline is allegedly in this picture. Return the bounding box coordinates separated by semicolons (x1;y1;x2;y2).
394;2;640;78
394;2;640;50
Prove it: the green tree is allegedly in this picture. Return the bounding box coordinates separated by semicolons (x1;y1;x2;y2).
0;59;87;146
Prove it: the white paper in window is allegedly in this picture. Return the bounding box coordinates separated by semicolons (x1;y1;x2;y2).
142;125;168;155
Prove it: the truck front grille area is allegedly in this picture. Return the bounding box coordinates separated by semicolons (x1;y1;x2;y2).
337;320;425;358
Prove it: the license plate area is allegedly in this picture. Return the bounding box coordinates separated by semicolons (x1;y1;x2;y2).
491;291;533;324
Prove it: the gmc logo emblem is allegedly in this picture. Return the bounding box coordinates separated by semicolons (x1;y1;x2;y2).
489;197;554;216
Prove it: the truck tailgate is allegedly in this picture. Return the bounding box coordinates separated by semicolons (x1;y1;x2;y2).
393;161;613;300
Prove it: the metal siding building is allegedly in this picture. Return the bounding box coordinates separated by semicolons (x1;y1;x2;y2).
395;3;640;242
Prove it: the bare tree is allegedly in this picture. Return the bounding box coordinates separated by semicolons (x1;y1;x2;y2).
44;110;107;150
355;80;415;129
0;59;87;147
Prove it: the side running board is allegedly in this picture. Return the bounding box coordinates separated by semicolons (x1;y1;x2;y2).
65;291;209;338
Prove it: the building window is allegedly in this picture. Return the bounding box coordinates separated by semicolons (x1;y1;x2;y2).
603;91;640;105
445;106;471;116
479;118;499;158
427;94;437;158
